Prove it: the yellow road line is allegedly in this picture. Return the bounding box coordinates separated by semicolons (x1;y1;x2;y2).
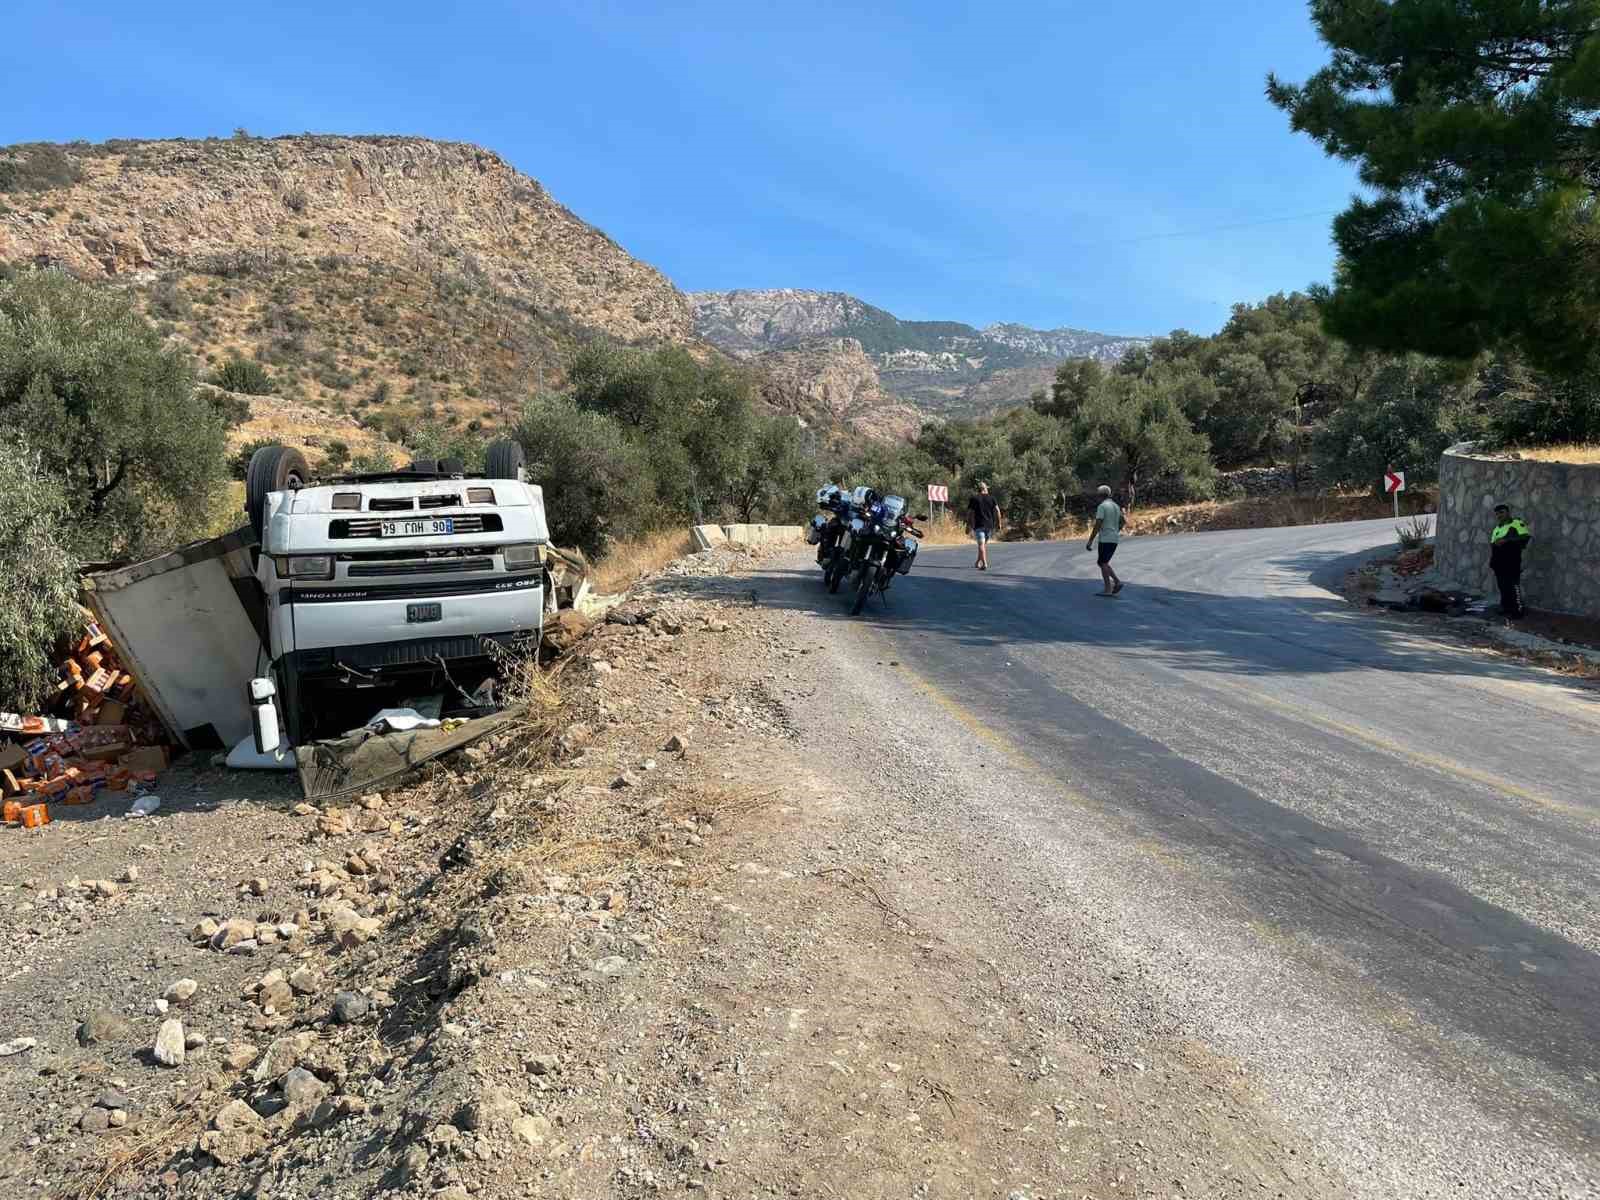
1198;676;1589;823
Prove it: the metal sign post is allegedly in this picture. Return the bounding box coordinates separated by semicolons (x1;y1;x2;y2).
1384;469;1406;519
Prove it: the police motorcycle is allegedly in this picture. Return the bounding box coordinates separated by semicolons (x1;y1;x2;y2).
807;484;856;590
840;490;922;615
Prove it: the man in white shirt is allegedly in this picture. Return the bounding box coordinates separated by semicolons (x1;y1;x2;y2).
1086;485;1124;596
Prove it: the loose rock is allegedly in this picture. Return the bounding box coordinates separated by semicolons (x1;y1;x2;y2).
331;991;369;1025
164;979;198;1005
152;1019;185;1068
281;1067;327;1108
77;1012;130;1046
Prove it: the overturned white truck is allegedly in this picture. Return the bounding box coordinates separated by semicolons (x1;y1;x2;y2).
244;441;549;749
83;440;552;790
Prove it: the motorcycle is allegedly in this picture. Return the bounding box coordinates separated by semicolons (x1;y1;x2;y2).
841;492;922;615
811;484;864;595
807;484;855;590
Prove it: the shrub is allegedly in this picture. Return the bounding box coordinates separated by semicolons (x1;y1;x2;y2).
351;448;395;473
282;186;309;214
203;387;253;429
148;276;191;319
321;439;350;471
0;145;82;194
1396;514;1433;550
513;397;659;556
0;449;81;710
210;357;274;395
229;437;278;480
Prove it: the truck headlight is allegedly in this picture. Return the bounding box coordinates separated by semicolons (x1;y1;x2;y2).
503;543;540;570
276;555;334;580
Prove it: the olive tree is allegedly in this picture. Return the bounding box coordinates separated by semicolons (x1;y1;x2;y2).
0;448;81;709
0;269;227;557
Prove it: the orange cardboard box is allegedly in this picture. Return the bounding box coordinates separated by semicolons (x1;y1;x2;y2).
82;744;128;764
92;700;128;726
119;746;168;773
2;799;21;824
62;786;94;806
19;803;50;828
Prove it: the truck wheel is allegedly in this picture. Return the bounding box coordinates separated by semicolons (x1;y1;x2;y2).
484;439;526;481
409;458;439;476
245;445;310;541
439;457;465;477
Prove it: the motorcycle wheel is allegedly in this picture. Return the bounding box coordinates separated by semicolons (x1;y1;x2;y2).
851;564;874;615
826;558;845;594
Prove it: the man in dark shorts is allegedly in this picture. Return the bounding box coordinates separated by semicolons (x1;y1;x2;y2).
1086;484;1123;595
967;481;1002;571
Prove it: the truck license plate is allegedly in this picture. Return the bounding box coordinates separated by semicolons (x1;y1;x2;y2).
381;518;454;537
406;603;442;623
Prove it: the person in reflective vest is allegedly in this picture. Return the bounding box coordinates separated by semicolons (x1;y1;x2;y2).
1488;504;1531;618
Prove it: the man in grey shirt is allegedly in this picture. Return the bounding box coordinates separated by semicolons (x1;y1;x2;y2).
1086;484;1124;595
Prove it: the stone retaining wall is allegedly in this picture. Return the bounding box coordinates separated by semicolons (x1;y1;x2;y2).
1435;445;1600;616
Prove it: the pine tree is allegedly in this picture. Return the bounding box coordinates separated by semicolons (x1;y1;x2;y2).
1268;0;1600;373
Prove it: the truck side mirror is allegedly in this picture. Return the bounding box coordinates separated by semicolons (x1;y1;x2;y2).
249;677;281;755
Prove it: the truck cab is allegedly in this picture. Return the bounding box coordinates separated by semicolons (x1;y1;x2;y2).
246;443;549;746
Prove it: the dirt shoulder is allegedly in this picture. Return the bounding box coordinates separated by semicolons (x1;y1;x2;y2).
1;544;1340;1200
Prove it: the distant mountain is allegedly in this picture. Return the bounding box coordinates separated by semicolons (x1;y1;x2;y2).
689;288;1149;418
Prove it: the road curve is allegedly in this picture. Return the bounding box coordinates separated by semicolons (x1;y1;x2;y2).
753;518;1600;1196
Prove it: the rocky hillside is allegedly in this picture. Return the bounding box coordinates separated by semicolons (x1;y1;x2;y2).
0;135;693;434
691;288;1149;418
756;338;924;444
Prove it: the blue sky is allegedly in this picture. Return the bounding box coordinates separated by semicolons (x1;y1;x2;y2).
5;1;1357;337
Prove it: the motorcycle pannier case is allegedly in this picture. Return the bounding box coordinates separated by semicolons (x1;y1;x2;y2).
806;514;827;545
896;535;919;574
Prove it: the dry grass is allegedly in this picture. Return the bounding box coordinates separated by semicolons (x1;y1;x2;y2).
1513;444;1600;464
914;510;972;546
591;529;696;594
225;392;396;458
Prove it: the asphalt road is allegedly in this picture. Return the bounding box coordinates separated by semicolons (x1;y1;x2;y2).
757;518;1600;1195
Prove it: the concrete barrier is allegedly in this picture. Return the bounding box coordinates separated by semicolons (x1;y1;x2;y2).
692;524;805;550
691;525;729;552
722;524;804;546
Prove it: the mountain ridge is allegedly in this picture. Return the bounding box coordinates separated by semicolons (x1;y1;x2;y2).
0;134;693;434
689;287;1150;417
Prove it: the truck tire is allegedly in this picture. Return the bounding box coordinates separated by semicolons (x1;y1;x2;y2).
409;458;439;476
439;457;465;477
484;439;526;480
245;445;310;541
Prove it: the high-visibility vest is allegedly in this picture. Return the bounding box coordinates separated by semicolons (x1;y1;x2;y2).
1491;518;1530;543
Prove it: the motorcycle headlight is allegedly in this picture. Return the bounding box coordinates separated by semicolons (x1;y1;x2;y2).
503;543;541;570
277;555;334;580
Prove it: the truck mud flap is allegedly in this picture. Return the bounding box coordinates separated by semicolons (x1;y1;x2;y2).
294;703;526;801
